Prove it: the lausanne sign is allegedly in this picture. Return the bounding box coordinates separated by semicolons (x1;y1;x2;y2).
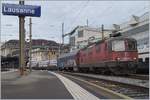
2;3;41;17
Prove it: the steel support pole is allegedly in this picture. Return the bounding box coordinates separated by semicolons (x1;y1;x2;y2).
87;19;88;26
62;22;64;45
61;22;64;54
19;1;25;75
101;24;104;40
29;18;32;72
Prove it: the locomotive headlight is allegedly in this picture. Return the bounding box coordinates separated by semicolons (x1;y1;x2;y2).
117;57;120;61
133;57;137;60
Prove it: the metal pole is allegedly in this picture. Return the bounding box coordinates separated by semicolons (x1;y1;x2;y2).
62;22;64;45
58;43;61;56
87;19;88;26
29;18;32;72
61;22;64;54
101;24;104;40
19;0;25;75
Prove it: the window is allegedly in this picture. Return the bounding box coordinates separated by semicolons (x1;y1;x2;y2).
146;44;149;48
127;40;137;51
145;58;149;64
52;51;55;55
112;40;125;51
78;30;83;37
70;36;75;46
138;58;143;62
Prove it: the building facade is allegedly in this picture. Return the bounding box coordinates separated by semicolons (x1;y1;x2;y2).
31;39;59;62
69;26;110;51
1;40;25;57
31;48;58;61
1;39;60;68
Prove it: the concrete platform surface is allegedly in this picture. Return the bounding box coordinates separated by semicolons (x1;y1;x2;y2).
1;70;73;99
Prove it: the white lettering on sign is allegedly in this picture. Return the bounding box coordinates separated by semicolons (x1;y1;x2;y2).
4;6;35;14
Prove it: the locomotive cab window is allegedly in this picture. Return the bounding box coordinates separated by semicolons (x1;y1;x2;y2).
126;40;137;51
112;40;125;51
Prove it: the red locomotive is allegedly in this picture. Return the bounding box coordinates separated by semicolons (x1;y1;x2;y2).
58;36;138;75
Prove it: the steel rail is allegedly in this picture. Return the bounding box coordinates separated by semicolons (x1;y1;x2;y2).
59;72;133;99
59;71;149;99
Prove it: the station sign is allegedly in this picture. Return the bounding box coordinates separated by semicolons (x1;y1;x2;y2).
2;3;41;17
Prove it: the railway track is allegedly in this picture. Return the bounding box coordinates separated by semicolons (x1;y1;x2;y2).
59;71;149;99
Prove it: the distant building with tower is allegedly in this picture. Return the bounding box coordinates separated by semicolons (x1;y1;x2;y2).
1;40;28;57
1;39;60;68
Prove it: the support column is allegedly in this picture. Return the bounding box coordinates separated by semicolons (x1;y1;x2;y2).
19;0;25;75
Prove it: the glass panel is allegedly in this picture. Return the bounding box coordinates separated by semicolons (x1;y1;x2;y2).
127;40;137;50
78;30;83;37
112;40;125;51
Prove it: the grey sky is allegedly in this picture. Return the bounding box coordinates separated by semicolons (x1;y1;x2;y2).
1;1;149;43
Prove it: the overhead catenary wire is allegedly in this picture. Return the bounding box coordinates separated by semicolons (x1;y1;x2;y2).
66;0;90;33
121;5;149;21
56;1;85;22
2;1;149;43
89;6;113;27
89;4;149;30
71;0;90;25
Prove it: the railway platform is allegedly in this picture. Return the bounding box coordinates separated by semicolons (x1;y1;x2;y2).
1;70;73;99
1;70;100;99
2;70;148;99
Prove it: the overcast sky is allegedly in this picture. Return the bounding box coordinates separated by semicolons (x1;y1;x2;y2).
1;0;149;43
